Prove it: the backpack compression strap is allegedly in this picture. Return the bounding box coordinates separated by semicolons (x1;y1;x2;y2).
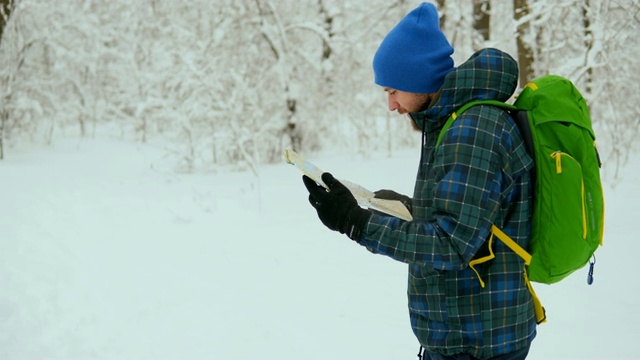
490;225;547;324
467;226;546;324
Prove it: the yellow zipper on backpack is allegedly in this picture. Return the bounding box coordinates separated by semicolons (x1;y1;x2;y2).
551;151;588;239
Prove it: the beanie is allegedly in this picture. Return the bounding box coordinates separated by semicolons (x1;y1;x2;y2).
372;2;454;94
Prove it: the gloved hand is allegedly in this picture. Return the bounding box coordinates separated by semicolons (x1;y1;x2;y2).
303;172;371;241
373;189;413;215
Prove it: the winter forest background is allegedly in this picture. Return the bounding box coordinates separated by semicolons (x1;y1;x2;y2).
0;0;639;179
1;1;640;359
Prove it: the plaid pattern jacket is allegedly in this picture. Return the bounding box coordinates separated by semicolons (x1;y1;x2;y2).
359;48;537;359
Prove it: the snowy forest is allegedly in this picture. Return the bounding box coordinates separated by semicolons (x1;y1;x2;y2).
0;0;638;177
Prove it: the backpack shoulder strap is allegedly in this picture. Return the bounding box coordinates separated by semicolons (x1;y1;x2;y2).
436;99;518;148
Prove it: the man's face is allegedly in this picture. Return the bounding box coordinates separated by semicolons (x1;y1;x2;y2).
384;88;434;131
383;88;433;115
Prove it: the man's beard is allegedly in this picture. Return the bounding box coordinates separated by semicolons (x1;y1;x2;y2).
409;116;422;132
407;94;434;132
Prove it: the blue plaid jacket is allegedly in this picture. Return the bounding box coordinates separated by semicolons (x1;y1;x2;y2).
359;49;537;359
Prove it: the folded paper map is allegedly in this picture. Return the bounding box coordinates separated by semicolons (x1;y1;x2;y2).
284;149;413;221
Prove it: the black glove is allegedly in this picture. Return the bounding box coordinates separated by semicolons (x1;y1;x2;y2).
303;172;371;241
373;189;413;215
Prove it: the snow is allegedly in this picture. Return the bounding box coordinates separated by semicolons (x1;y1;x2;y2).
0;138;638;360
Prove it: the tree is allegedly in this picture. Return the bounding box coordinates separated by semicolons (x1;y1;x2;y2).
0;0;11;40
0;0;637;178
581;0;593;95
473;0;490;43
0;0;13;159
513;0;534;86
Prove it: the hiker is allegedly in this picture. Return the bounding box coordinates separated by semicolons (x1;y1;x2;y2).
302;2;537;359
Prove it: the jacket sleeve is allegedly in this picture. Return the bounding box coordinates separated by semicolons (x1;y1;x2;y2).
358;108;511;271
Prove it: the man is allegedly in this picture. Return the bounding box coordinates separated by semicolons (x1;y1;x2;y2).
302;2;536;360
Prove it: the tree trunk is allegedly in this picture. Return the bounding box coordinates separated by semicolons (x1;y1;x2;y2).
435;0;446;29
0;0;14;160
582;0;593;95
513;0;534;86
0;0;12;41
474;0;491;42
255;0;300;154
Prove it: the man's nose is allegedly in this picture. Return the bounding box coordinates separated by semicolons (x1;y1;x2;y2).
388;94;399;111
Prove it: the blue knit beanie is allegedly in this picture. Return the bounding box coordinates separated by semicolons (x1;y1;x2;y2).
373;2;454;93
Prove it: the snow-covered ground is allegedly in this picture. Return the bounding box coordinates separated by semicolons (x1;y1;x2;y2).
0;138;637;360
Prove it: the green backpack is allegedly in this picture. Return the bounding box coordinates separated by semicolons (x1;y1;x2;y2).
437;75;605;323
